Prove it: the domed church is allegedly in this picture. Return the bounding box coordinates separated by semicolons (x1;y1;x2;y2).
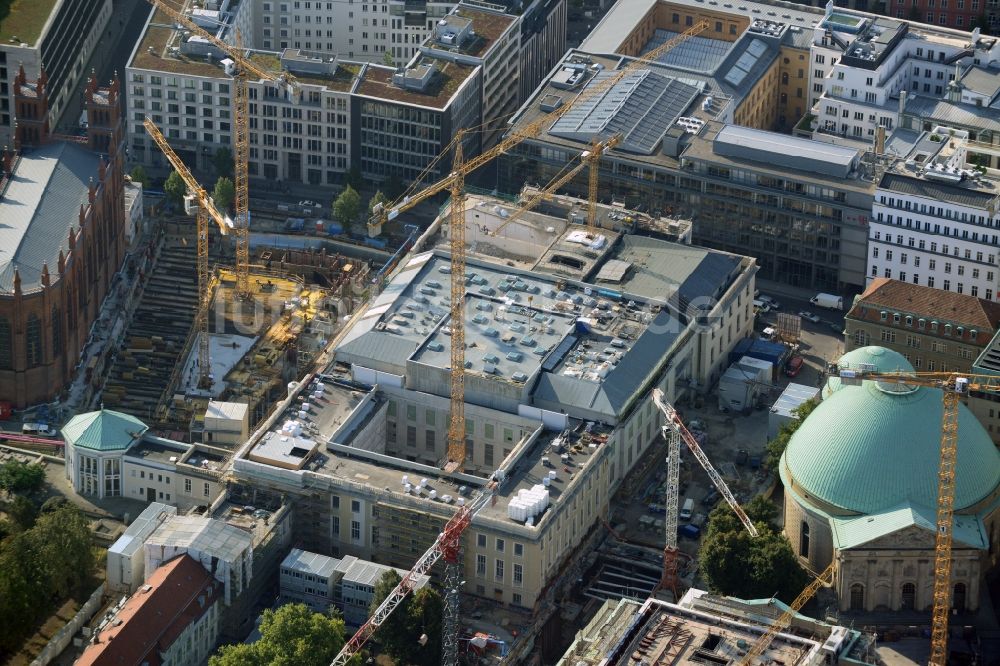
779;346;1000;613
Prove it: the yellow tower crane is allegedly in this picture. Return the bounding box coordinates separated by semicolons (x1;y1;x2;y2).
488;136;622;238
445;133;467;472
144;117;232;387
738;563;836;666
146;0;297;298
739;368;1000;665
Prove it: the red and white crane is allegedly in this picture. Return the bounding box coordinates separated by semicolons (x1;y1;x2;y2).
652;389;758;593
329;479;498;666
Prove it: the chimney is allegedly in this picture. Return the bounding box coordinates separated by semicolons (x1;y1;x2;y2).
898;90;906;117
875;125;886;156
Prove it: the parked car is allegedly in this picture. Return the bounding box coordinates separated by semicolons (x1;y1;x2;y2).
759;294;781;310
735;449;749;466
784;355;804;377
798;310;821;323
678;524;702;540
749;455;762;470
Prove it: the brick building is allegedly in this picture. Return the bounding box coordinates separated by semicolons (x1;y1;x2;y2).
0;68;127;409
844;277;1000;372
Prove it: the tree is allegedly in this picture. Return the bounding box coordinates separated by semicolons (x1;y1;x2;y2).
40;496;70;514
333;185;362;227
212;146;234;179
0;460;46;495
368;570;414;661
164;170;187;207
699;498;809;603
129;165;150;189
7;496;37;531
764;397;818;473
407;587;444;666
382;50;395;66
367;190;388;218
345;166;363;191
210;603;350;666
213;176;236;212
31;505;95;599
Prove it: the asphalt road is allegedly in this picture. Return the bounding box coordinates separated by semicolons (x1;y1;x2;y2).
57;0;152;133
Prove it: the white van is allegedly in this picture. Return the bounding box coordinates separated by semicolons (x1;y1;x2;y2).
680;498;694;521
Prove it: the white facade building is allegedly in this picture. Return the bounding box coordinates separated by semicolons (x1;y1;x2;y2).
807;3;1000;143
868;128;1000;300
106;502;178;594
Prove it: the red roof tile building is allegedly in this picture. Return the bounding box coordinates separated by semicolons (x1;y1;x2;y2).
76;554;222;666
845;277;1000;373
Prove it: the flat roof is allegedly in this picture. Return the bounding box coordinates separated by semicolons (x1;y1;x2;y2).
879;171;1000;209
354;60;476;109
146;514;251;561
206;401;249;422
902;94;1000;133
108;502;177;557
0;142;101;294
282;548;340;579
713;123;859;177
428;6;516;59
0;0;59;45
126;438;190;465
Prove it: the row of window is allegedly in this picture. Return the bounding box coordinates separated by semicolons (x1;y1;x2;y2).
474;554;524;586
873;229;999;259
869;266;993;299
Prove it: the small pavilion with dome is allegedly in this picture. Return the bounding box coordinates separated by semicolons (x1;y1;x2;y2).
779;346;1000;613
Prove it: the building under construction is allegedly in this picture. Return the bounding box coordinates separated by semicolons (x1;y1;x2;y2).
227;193;757;650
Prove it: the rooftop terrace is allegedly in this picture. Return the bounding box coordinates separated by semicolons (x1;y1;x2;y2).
426;6;516;59
355;59;476;109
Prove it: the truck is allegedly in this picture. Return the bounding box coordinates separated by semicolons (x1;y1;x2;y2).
810;293;843;310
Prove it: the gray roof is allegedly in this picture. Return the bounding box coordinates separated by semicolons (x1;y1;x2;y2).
598;235;741;308
108;503;177;558
579;0;659;53
960;66;1000;103
548;69;702;155
640;30;732;72
282;548;340;578
0;142;101;294
902;94;1000;134
878;172;1000;209
712;124;859;178
146;514;252;561
712;34;780;97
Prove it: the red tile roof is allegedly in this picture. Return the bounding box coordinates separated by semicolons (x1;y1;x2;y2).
849;277;1000;338
76;555;221;666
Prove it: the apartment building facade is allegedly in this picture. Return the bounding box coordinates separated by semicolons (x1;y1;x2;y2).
867;130;1000;299
0;0;112;144
844;277;1000;371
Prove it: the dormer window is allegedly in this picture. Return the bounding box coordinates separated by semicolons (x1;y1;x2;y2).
880;310;888;321
893;313;901;323
931;320;939;332
945;324;952;336
905;316;913;327
918;318;926;329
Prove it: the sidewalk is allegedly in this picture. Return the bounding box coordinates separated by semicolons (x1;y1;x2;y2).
754;278;821;304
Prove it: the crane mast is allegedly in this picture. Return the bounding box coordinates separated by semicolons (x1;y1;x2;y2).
144;117;230;388
445;134;468;472
146;0;296;297
660;425;682;595
367;22;708;237
652;389;759;538
329;481;498;665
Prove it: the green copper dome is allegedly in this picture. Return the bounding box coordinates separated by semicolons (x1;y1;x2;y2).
824;346;914;397
784;348;1000;515
61;409;148;452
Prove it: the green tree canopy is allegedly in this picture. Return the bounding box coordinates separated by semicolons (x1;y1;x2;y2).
213;176;236;212
367;190;388;218
0;460;45;495
164;170;187;207
210;603;352;666
129;165;151;189
7;495;37;531
212;147;235;179
699;497;809;603
333;185;362;226
764;397;818;473
367;571;443;665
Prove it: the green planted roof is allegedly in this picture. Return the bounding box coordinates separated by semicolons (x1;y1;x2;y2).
784;352;1000;515
61;409;148;452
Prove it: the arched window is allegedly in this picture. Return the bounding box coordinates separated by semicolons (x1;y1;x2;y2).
901;582;916;610
0;317;11;370
51;306;62;358
953;583;967;611
850;583;865;611
800;521;810;558
25;313;42;367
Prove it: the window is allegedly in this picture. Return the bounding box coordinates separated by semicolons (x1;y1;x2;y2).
850;583;865;610
204;482;211;497
901;582;916;610
425;409;435;426
484;443;494;466
425;429;435;451
351;520;361;540
484;423;495;439
332;516;340;535
406;425;416;447
25;313;42;367
478;533;487;548
513;563;523;586
800;521;810;557
476;554;486;576
332;495;340;509
351;499;361;513
503;428;514;443
514;543;523;557
406;405;416;420
495;559;504;582
0;317;10;370
386;401;396;417
185;478;192;493
51;306;62;357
